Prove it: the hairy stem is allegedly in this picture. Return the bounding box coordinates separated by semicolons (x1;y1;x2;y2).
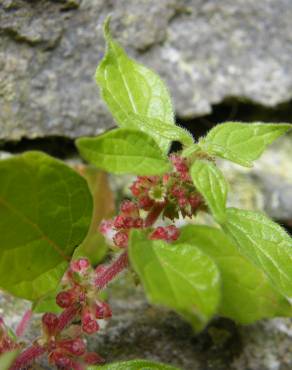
10;344;45;370
95;251;128;290
144;202;165;227
16;309;32;337
57;304;81;332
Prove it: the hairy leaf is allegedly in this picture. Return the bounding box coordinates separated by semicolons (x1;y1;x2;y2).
0;152;92;300
223;208;292;298
76;129;171;175
126;114;193;152
89;359;180;370
191;160;228;222
179;225;292;323
199;122;291;167
129;230;221;331
96;18;175;153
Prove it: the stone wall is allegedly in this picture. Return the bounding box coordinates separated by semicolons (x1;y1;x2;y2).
1;0;292;139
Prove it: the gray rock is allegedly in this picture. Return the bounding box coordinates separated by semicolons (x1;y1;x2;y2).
1;0;292;139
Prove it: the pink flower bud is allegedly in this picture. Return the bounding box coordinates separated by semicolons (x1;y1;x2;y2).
149;226;168;241
113;215;126;229
58;338;86;356
120;200;138;214
178;197;188;208
70;258;90;274
138;196;154;210
49;351;73;368
149;225;180;242
133;218;143;228
81;309;99;335
113;230;129;248
42;313;59;336
56;290;76;308
189;194;201;209
94;302;112;319
165;225;180;241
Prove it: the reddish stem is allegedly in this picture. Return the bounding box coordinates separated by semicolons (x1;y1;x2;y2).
144;202;165;227
57;304;81;332
10;344;45;370
95;251;128;290
16;309;32;337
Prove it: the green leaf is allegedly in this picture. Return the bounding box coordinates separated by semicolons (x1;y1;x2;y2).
223;208;292;298
191;160;228;223
178;225;292;323
0;350;20;370
76;129;171;175
0;152;92;300
33;288;62;314
199;122;291;167
96;18;175;153
129;230;221;331
89;359;180;370
126;114;193;152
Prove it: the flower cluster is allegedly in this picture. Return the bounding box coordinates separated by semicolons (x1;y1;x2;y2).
55;258;112;336
41;311;103;369
9;253;128;370
99;154;203;248
99;200;144;249
10;257;118;370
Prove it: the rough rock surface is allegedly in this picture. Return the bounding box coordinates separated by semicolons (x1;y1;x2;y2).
1;0;292;139
1;275;291;370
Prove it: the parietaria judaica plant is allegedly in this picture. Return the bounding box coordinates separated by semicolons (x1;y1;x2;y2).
0;17;291;370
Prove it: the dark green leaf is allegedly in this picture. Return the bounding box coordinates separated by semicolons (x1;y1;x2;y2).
0;152;92;300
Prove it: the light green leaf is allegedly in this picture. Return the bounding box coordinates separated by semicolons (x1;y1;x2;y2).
0;152;92;300
126;114;193;152
191;160;228;222
89;359;180;370
76;129;171;175
96;18;175;153
199;122;291;167
0;350;20;370
179;225;292;323
129;230;221;331
223;208;292;298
